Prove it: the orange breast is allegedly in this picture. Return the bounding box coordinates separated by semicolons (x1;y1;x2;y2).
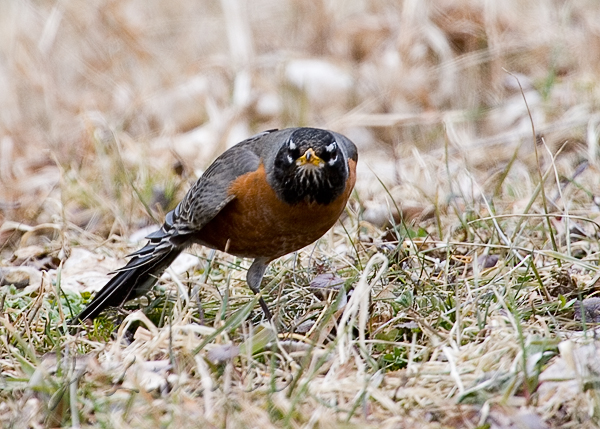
194;160;356;260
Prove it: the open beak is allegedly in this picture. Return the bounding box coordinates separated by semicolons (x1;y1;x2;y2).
296;148;324;168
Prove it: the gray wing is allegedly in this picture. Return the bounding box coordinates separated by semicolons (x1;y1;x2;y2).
175;150;257;232
162;130;280;238
139;128;295;252
128;131;277;261
128;129;290;262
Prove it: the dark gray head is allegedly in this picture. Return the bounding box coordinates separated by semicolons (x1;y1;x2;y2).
271;128;350;205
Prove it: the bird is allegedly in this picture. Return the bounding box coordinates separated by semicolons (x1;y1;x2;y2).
72;127;358;324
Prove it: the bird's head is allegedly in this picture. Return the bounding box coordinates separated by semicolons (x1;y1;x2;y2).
272;128;348;205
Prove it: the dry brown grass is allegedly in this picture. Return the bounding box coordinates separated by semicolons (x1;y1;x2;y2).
2;0;600;427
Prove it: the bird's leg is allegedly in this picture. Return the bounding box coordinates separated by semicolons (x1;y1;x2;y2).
247;257;272;319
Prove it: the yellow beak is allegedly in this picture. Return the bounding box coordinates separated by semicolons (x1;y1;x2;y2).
296;148;324;167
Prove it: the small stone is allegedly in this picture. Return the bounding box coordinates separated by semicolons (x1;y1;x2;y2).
574;298;600;323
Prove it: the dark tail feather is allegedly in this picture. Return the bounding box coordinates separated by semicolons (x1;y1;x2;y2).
71;247;182;324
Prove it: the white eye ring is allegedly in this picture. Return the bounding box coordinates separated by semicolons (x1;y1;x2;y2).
328;155;338;165
287;155;294;163
288;139;297;150
325;141;337;152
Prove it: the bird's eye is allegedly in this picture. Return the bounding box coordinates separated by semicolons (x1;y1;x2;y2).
325;141;337;153
286;138;301;161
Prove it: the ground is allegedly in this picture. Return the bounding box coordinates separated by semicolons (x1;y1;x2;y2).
2;1;600;428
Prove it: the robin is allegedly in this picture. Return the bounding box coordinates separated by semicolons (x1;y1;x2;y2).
73;127;357;323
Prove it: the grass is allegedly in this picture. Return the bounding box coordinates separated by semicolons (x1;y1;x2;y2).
3;0;600;427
